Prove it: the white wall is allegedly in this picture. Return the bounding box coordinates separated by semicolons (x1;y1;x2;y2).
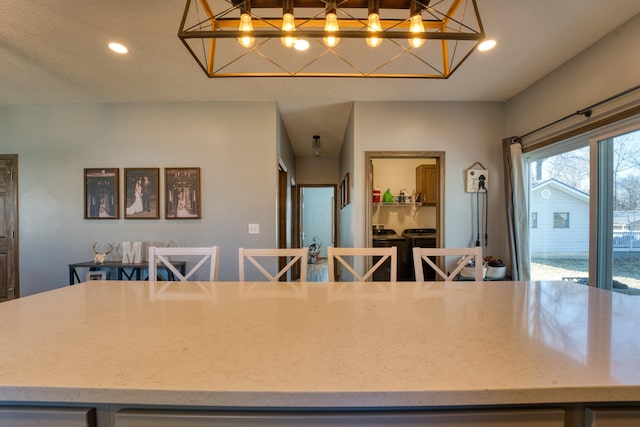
353;101;507;263
1;101;279;295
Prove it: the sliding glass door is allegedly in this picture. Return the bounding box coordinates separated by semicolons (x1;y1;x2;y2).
525;125;640;295
596;128;640;293
527;144;590;283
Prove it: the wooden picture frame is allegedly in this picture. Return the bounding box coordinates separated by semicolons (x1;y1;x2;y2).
84;168;119;219
124;168;160;219
165;167;201;219
340;172;350;208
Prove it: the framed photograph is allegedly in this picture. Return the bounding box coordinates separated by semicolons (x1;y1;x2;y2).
86;271;107;281
84;168;119;219
340;172;350;208
124;168;160;219
165;167;201;219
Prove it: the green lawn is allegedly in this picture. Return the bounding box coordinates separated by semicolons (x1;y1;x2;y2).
531;256;640;291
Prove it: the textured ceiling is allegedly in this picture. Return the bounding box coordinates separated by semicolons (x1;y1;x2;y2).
2;1;640;157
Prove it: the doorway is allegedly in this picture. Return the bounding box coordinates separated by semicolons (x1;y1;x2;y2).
365;151;444;280
0;155;19;301
365;151;444;246
298;184;337;281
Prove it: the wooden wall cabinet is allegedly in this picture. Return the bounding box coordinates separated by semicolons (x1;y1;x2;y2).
416;164;438;206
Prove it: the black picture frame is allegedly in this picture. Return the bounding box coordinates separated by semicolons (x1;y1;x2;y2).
340;172;350;208
84;168;119;219
165;167;201;219
124;168;160;219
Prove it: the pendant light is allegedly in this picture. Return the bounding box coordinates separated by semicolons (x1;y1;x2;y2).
366;0;382;48
281;0;296;48
323;0;340;48
238;14;254;48
408;0;425;48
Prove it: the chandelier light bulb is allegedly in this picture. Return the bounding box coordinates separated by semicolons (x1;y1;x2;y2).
238;13;255;48
281;13;297;48
366;13;382;47
323;13;340;48
408;14;425;48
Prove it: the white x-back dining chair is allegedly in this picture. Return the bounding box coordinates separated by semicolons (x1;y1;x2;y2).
412;246;483;282
148;246;220;282
327;247;397;282
239;247;308;282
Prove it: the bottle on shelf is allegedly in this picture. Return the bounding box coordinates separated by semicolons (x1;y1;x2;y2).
383;188;393;203
373;186;381;203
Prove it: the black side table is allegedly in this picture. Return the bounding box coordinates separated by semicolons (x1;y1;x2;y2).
68;260;187;284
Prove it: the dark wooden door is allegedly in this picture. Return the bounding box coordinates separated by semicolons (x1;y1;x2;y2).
0;155;19;301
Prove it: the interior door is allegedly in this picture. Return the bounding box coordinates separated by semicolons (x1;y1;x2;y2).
0;155;19;301
300;186;336;259
277;164;292;280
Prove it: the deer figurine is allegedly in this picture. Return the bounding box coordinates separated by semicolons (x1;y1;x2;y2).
92;243;114;264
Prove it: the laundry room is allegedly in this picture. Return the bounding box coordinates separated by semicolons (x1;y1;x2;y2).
370;156;441;281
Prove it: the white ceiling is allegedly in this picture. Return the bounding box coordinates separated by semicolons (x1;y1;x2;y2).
2;1;640;157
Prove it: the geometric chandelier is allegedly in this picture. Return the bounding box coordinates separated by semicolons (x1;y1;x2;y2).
178;0;485;78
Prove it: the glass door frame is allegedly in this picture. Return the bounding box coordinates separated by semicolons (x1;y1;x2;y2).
591;121;640;290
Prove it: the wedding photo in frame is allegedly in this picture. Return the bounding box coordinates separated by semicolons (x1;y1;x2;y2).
84;168;119;219
165;167;201;219
124;168;160;219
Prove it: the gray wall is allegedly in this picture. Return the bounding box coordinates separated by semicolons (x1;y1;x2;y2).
506;13;640;138
1;101;279;295
351;101;507;264
276;112;297;252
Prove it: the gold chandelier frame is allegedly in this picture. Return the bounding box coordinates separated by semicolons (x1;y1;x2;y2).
178;0;485;78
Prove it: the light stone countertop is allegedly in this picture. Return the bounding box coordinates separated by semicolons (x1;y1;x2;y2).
0;280;639;408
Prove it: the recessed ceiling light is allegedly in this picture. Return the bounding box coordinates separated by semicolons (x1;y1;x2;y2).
108;42;129;54
478;39;496;52
293;39;310;51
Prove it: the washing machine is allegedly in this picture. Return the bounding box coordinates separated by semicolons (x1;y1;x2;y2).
372;229;411;281
402;228;437;281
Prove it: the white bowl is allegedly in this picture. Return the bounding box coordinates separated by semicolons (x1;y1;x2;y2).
460;265;487;279
485;265;507;279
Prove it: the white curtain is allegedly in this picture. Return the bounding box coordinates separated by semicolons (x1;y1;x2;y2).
502;137;530;280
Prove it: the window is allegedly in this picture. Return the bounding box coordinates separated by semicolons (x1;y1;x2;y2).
527;144;589;284
553;212;569;228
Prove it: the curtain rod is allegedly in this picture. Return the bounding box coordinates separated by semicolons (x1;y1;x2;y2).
515;83;640;142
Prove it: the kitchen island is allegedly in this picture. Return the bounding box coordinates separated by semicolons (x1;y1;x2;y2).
1;280;639;426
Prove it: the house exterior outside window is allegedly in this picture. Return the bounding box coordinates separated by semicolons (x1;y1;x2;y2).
531;212;538;229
